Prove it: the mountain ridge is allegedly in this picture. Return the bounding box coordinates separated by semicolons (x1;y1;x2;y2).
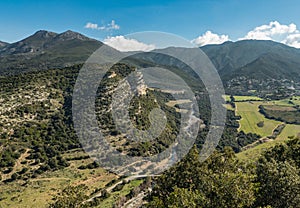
0;41;8;48
1;30;300;87
0;30;103;74
201;39;300;82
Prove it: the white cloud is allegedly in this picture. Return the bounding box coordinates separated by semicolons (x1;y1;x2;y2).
85;22;98;29
240;21;300;48
103;36;155;52
110;20;120;30
283;33;300;48
84;20;120;31
192;31;229;46
191;21;300;48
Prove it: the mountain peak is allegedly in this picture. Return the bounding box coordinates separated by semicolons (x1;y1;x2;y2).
0;41;8;48
57;30;91;41
32;30;57;39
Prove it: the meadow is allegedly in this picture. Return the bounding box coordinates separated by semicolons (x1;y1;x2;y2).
235;101;281;137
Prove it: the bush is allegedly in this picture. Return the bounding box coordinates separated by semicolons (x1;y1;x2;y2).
257;121;264;127
11;173;19;181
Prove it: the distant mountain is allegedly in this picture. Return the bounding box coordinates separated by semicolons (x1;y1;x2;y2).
0;30;103;74
2;30;300;86
201;40;300;81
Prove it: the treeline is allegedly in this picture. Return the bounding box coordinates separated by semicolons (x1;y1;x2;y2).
147;137;300;208
199;110;261;153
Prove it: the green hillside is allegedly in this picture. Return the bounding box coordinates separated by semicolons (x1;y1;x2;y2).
0;31;300;207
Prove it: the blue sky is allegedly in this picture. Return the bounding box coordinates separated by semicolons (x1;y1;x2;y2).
1;0;300;48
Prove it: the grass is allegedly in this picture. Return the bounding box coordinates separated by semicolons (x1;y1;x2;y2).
223;95;263;102
272;96;300;106
165;99;191;113
262;105;296;111
0;177;70;208
233;96;264;101
236;97;300;162
237;138;288;162
235;101;281;137
277;124;300;139
165;99;191;107
237;125;299;162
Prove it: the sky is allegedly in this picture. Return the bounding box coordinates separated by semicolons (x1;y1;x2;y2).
1;0;300;50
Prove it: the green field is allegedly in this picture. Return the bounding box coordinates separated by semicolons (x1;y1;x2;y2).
223;95;263;102
237;138;288;162
277;124;300;139
235;101;281;137
237;124;300;162
272;96;300;106
235;97;300;162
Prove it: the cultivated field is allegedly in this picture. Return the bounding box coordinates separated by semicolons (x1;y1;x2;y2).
223;95;263;102
277;124;300;139
235;97;300;162
235;101;281;137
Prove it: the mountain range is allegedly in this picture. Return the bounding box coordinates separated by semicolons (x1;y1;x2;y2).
1;30;300;83
201;40;300;82
0;30;102;74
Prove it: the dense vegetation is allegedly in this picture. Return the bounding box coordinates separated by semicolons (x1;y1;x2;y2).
0;60;264;182
0;58;299;207
147;137;300;208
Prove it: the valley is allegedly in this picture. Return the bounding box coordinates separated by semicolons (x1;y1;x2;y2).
0;30;299;207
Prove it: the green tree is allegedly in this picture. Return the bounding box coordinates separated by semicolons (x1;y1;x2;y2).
148;187;205;208
254;138;300;208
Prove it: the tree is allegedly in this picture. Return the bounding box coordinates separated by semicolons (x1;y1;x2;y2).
11;173;19;181
254;138;300;208
255;159;300;208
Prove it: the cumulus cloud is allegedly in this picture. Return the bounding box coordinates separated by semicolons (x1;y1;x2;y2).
85;22;98;29
192;31;230;46
283;33;300;48
103;36;155;52
191;21;300;48
241;21;300;48
85;20;120;31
